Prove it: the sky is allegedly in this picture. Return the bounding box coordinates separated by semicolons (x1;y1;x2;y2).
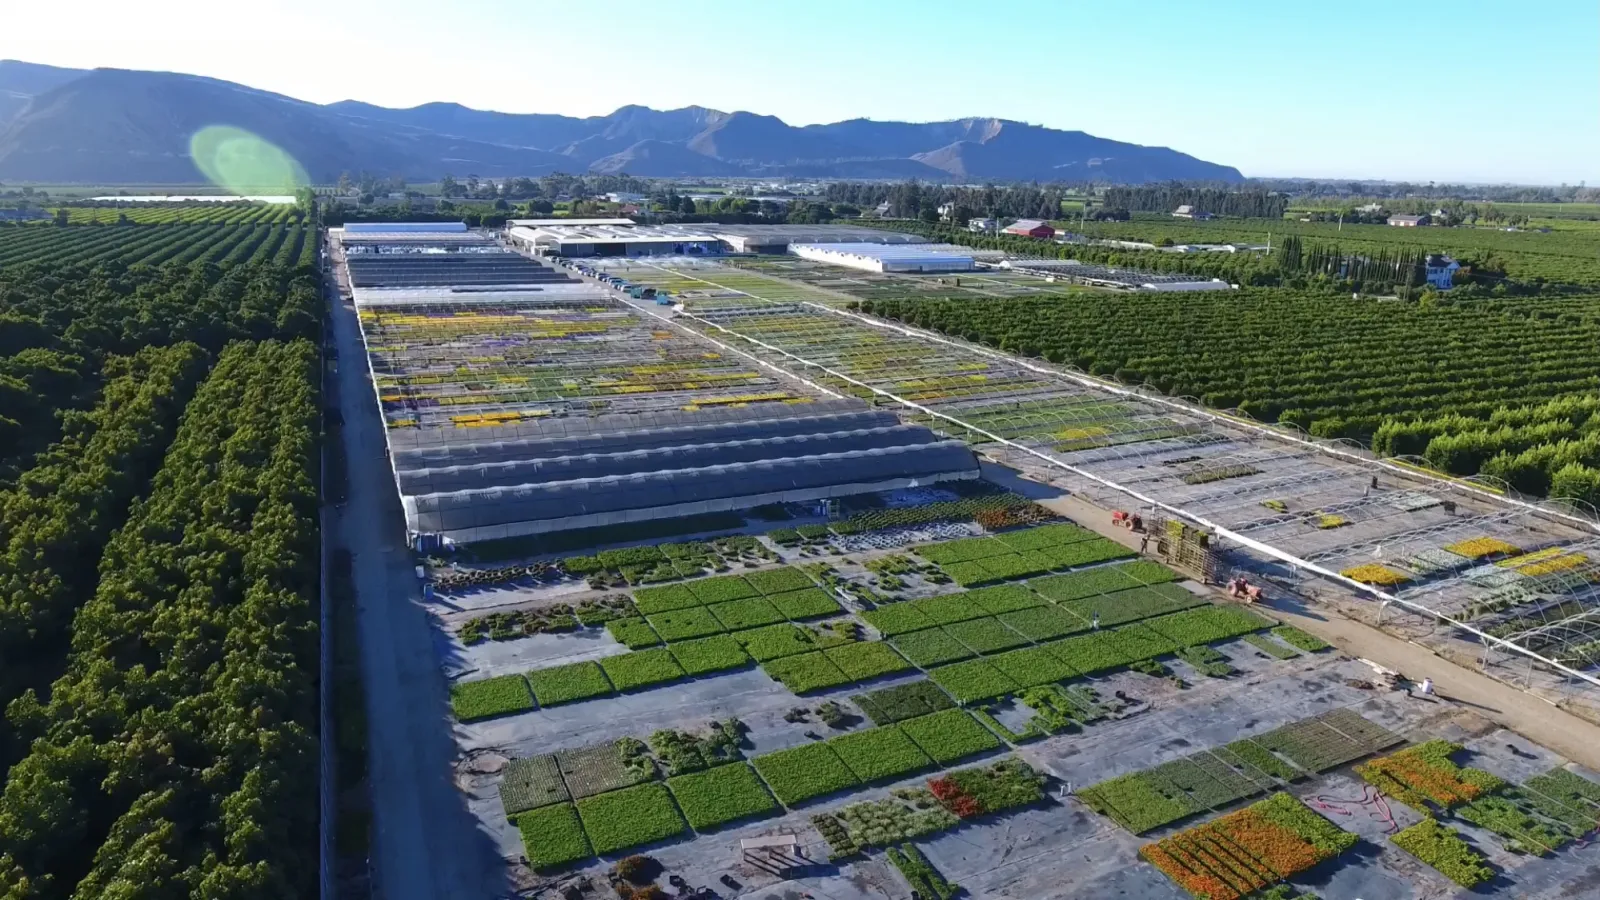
2;0;1595;184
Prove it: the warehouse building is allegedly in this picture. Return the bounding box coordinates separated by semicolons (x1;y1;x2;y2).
710;224;928;254
790;242;975;273
505;223;722;257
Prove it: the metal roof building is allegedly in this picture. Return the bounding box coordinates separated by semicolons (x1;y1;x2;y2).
790;242;975;273
505;223;723;258
710;224;930;254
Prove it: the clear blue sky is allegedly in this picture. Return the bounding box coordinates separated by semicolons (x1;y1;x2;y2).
4;0;1595;183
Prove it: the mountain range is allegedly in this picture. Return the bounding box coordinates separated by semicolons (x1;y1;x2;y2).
0;60;1244;184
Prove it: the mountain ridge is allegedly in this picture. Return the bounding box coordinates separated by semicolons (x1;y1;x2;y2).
0;60;1244;183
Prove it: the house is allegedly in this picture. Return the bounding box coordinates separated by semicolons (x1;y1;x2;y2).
968;217;997;233
606;192;646;204
937;202;956;221
1424;254;1461;290
1002;219;1055;239
1357;203;1385;214
873;201;892;217
1172;205;1213;220
1388;214;1429;227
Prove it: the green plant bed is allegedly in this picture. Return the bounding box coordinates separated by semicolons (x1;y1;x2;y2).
1109;559;1181;585
1243;632;1301;659
928;659;1020;703
1043;633;1129;675
606;616;663;649
999;605;1088;641
688;574;759;604
600;649;687;691
915;536;1013;565
666;763;779;830
886;843;958;900
500;754;569;816
450;674;535;721
516;803;592;870
1047;538;1135;569
1391;818;1494;887
527;661;615;707
632;583;701;615
862;602;937;636
930;758;1046;816
825;641;913;681
889;628;975;667
986;646;1079;688
575;782;688;855
746;566;814;595
995;522;1097;552
1144;605;1272;645
939;560;994;587
962;584;1046;615
829;726;934;782
669;634;753;675
709;596;786;631
1060;584;1204;628
767;587;842;620
556;741;655;798
1077;772;1201;834
647;606;726;642
737;623;821;661
907;592;990;626
1030;567;1136;602
752;742;861;806
763;652;853;693
899;709;1003;764
944;617;1031;654
853;680;956;725
1174;644;1235;677
1101;623;1180;661
1273;625;1332;652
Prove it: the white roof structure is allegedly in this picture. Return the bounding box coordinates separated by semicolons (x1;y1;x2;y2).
790;242;975;273
506;218;636;227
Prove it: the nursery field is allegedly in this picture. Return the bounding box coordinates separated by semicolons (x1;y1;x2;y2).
587;258;1600;713
47;202;303;224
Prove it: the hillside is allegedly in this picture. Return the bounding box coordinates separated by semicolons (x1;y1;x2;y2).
0;60;1243;183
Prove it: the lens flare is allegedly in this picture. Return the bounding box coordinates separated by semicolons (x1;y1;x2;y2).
189;126;309;193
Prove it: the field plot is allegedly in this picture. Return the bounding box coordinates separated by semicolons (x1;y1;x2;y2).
0;222;316;268
616;257;1600;715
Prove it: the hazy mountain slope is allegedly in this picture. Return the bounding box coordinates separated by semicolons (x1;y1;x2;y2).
0;59;1242;183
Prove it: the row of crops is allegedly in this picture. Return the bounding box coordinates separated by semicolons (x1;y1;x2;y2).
46;203;304;225
856;293;1600;503
0;222;316;269
0;226;323;897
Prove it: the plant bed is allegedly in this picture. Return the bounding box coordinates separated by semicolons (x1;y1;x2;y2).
1174;645;1236;677
606;616;664;649
1143;606;1271;646
450;674;535;721
708;596;786;631
766;587;842;620
833;788;957;851
1030;566;1139;602
998;605;1088;641
1078;772;1201;834
736;623;820;661
632;583;701;615
825;641;913;681
1061;584;1204;629
986;645;1079;688
516;803;592;870
886;843;959;900
1218;740;1304;783
1355;739;1504;811
600;648;687;692
906;592;991;626
944;617;1031;654
1255;720;1372;774
1243;633;1300;659
1141;792;1357;899
899;708;1003;764
889;628;976;668
861;602;937;636
500;754;569;816
929;758;1046;817
752;742;860;806
1101;622;1181;661
994;522;1097;552
853;680;956;725
575;782;688;856
556;740;655;799
938;560;994;588
1045;537;1135;569
1044;632;1129;675
927;659;1021;703
1340;563;1411;586
1390;818;1494;887
963;584;1046;615
646;606;726;642
1272;625;1330;652
649;719;745;776
687;574;759;604
666;763;779;830
669;634;754;675
745;565;815;595
914;536;1014;565
762;651;853;693
829;726;934;782
527;661;615;707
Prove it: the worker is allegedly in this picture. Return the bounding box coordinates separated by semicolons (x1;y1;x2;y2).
1419;677;1434;699
1091;611;1100;631
1140;535;1150;554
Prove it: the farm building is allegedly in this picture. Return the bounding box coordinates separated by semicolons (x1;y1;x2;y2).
505;223;722;257
968;217;997;232
1002;219;1055;238
1425;254;1461;290
1388;214;1430;227
1171;205;1214;219
789;242;976;273
709;224;927;254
